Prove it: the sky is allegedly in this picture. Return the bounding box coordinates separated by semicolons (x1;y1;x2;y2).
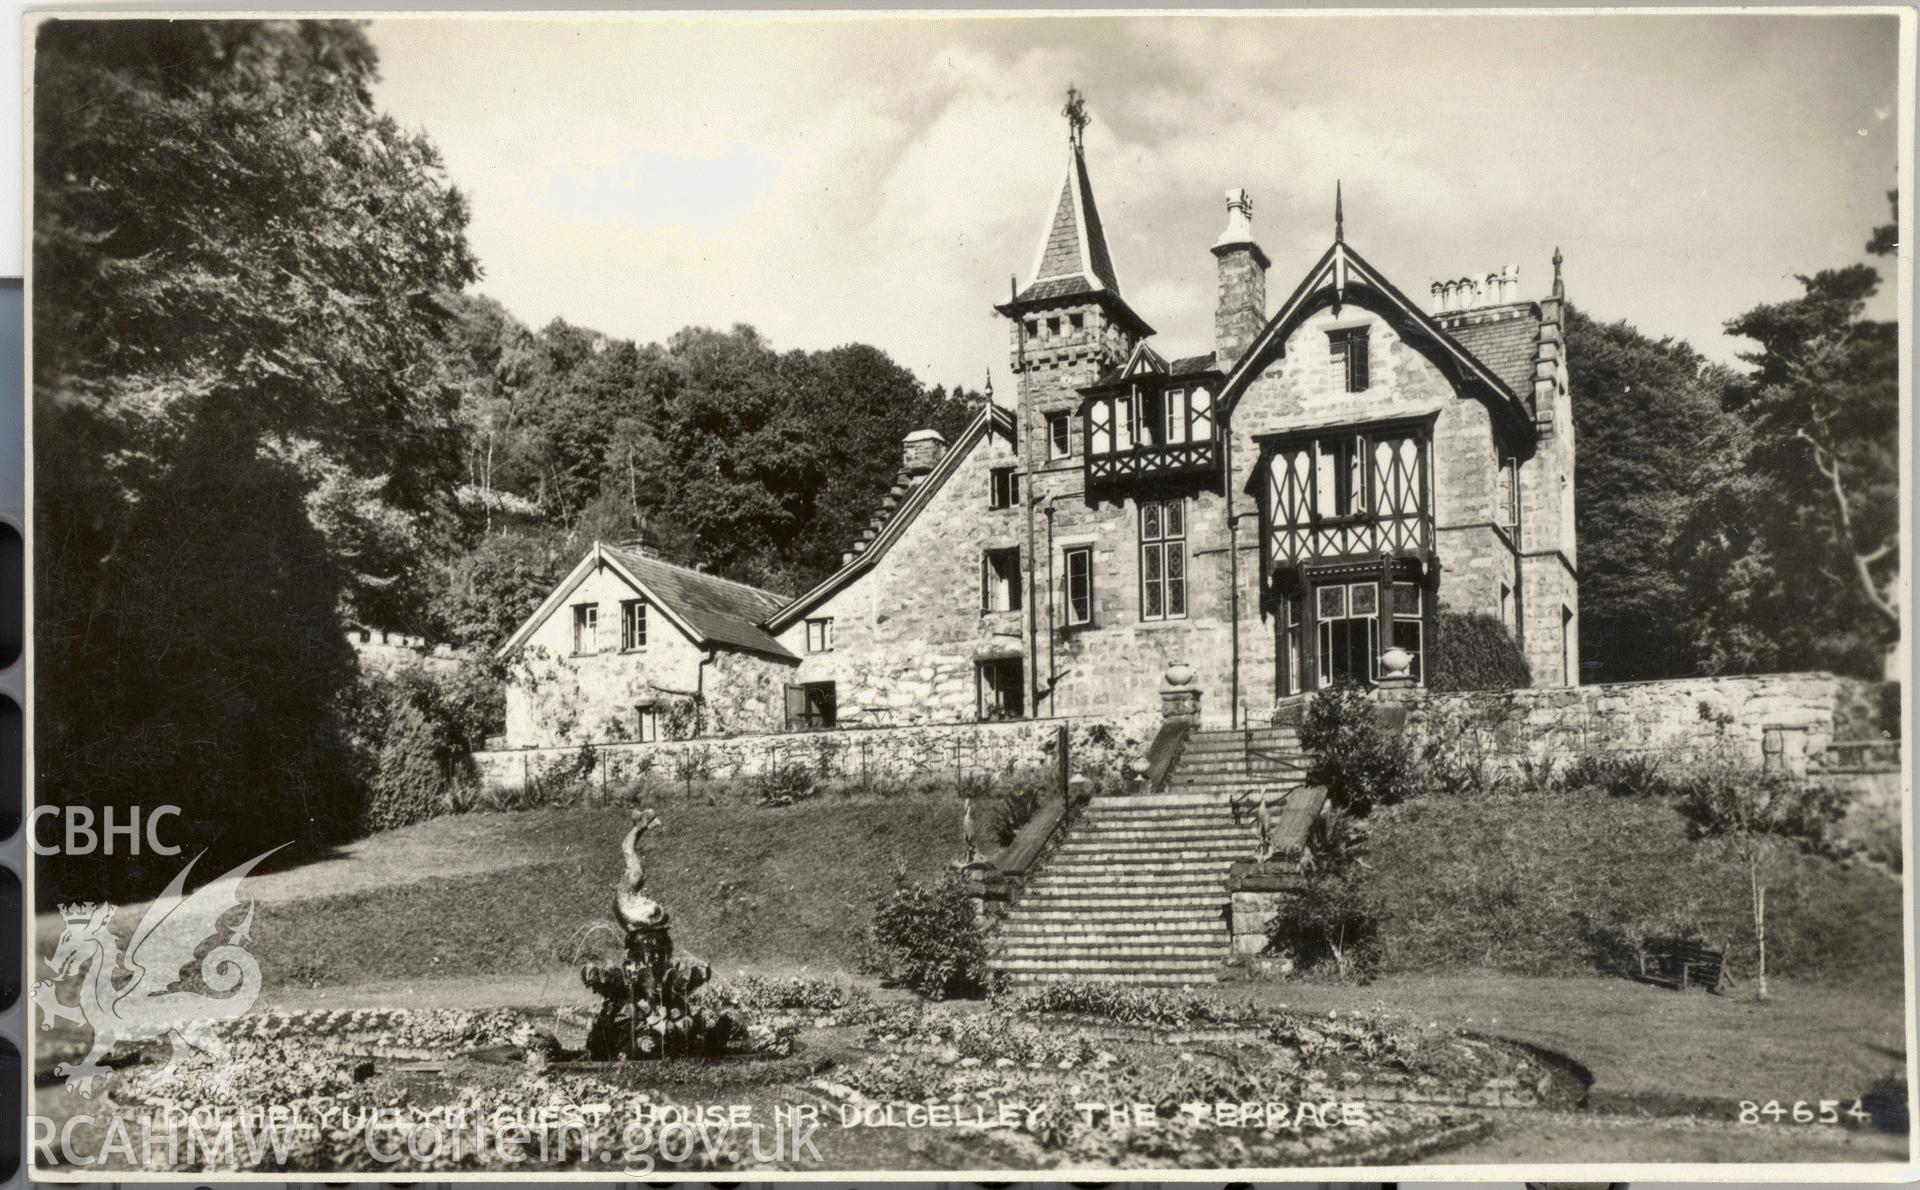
368;13;1903;393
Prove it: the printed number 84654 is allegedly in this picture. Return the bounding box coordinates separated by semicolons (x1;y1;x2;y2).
1738;1099;1871;1125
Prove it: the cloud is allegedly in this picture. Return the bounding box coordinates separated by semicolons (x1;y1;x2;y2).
369;14;1900;387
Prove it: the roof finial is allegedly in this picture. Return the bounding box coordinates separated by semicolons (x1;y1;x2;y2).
984;368;994;400
1063;84;1090;150
1552;245;1565;298
1335;180;1345;243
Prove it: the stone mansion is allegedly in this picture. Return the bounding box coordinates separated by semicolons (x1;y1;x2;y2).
498;112;1579;749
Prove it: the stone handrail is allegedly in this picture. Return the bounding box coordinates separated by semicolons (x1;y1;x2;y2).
970;784;1092;911
1143;717;1194;793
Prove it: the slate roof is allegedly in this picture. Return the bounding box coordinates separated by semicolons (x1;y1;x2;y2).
600;546;793;659
768;404;1019;632
1019;144;1122;303
1442;309;1542;401
499;543;797;661
1167;351;1220;376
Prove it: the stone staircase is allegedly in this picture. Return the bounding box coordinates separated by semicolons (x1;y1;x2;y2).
994;725;1309;986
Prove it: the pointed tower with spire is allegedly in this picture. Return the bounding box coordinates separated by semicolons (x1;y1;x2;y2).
996;88;1153;397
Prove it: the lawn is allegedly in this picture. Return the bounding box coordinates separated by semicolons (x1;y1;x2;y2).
32;798;969;993
27;797;1913;1171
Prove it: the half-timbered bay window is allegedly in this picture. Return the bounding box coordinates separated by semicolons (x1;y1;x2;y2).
1329;326;1370;392
620;599;647;651
1063;544;1094;627
982;547;1022;612
1140;499;1187;620
988;465;1020;510
571;603;598;655
1084;385;1218;484
1263;428;1429;565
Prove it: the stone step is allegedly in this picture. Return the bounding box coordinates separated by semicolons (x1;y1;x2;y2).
1059;840;1251;859
1013;886;1221;905
998;943;1228;960
1161;775;1305;790
995;955;1225;972
1088;791;1240;807
1067;822;1250;837
1000;926;1227;944
1024;877;1227;893
1013;890;1225;907
998;925;1221;944
1002;971;1220;986
1004;906;1224;924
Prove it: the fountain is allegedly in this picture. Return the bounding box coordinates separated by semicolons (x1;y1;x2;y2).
577;809;736;1060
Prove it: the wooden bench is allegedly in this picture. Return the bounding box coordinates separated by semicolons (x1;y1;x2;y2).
1636;936;1733;992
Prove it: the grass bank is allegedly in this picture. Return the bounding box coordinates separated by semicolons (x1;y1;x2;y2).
1359;783;1904;984
247;799;964;989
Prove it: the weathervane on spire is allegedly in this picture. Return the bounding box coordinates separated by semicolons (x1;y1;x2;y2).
1063;85;1090;149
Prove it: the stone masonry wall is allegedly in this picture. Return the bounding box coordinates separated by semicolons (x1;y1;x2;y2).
1378;672;1843;772
471;715;1153;793
503;561;796;746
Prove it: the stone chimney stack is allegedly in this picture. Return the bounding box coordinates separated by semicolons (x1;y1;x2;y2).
901;428;948;477
1211;188;1270;367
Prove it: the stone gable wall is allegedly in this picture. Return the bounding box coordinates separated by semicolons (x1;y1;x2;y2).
775;422;1031;726
503;562;795;746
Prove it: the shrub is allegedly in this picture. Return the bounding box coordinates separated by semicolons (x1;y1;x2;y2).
1554;752;1671;798
862;865;992;999
1426;610;1531;692
1005;982;1237;1029
992;786;1043;847
348;662;505;832
703;975;870;1016
1298;682;1413;814
750;762;818;807
1266;809;1380;980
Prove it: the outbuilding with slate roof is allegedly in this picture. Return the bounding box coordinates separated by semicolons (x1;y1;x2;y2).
496;542;797;747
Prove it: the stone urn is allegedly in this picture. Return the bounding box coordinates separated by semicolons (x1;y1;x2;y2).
1163;661;1196;687
1378;646;1415;683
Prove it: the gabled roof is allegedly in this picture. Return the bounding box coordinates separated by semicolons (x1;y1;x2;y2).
1441;309;1541;400
767;403;1018;632
1083;346;1222;394
499;543;797;662
1218;238;1537;441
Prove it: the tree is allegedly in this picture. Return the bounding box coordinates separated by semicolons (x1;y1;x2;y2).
1566;308;1739;681
1675;204;1899;677
1673;767;1846;998
33;20;477;890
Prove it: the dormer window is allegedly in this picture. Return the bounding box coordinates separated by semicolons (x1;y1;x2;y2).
1329;326;1370;393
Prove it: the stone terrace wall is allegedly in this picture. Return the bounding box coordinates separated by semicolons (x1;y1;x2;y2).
471;715;1153;794
1376;672;1845;772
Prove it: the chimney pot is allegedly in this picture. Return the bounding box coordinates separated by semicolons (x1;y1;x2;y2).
901;428;948;477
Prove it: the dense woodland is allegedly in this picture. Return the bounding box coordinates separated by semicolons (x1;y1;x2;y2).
32;22;1900;888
